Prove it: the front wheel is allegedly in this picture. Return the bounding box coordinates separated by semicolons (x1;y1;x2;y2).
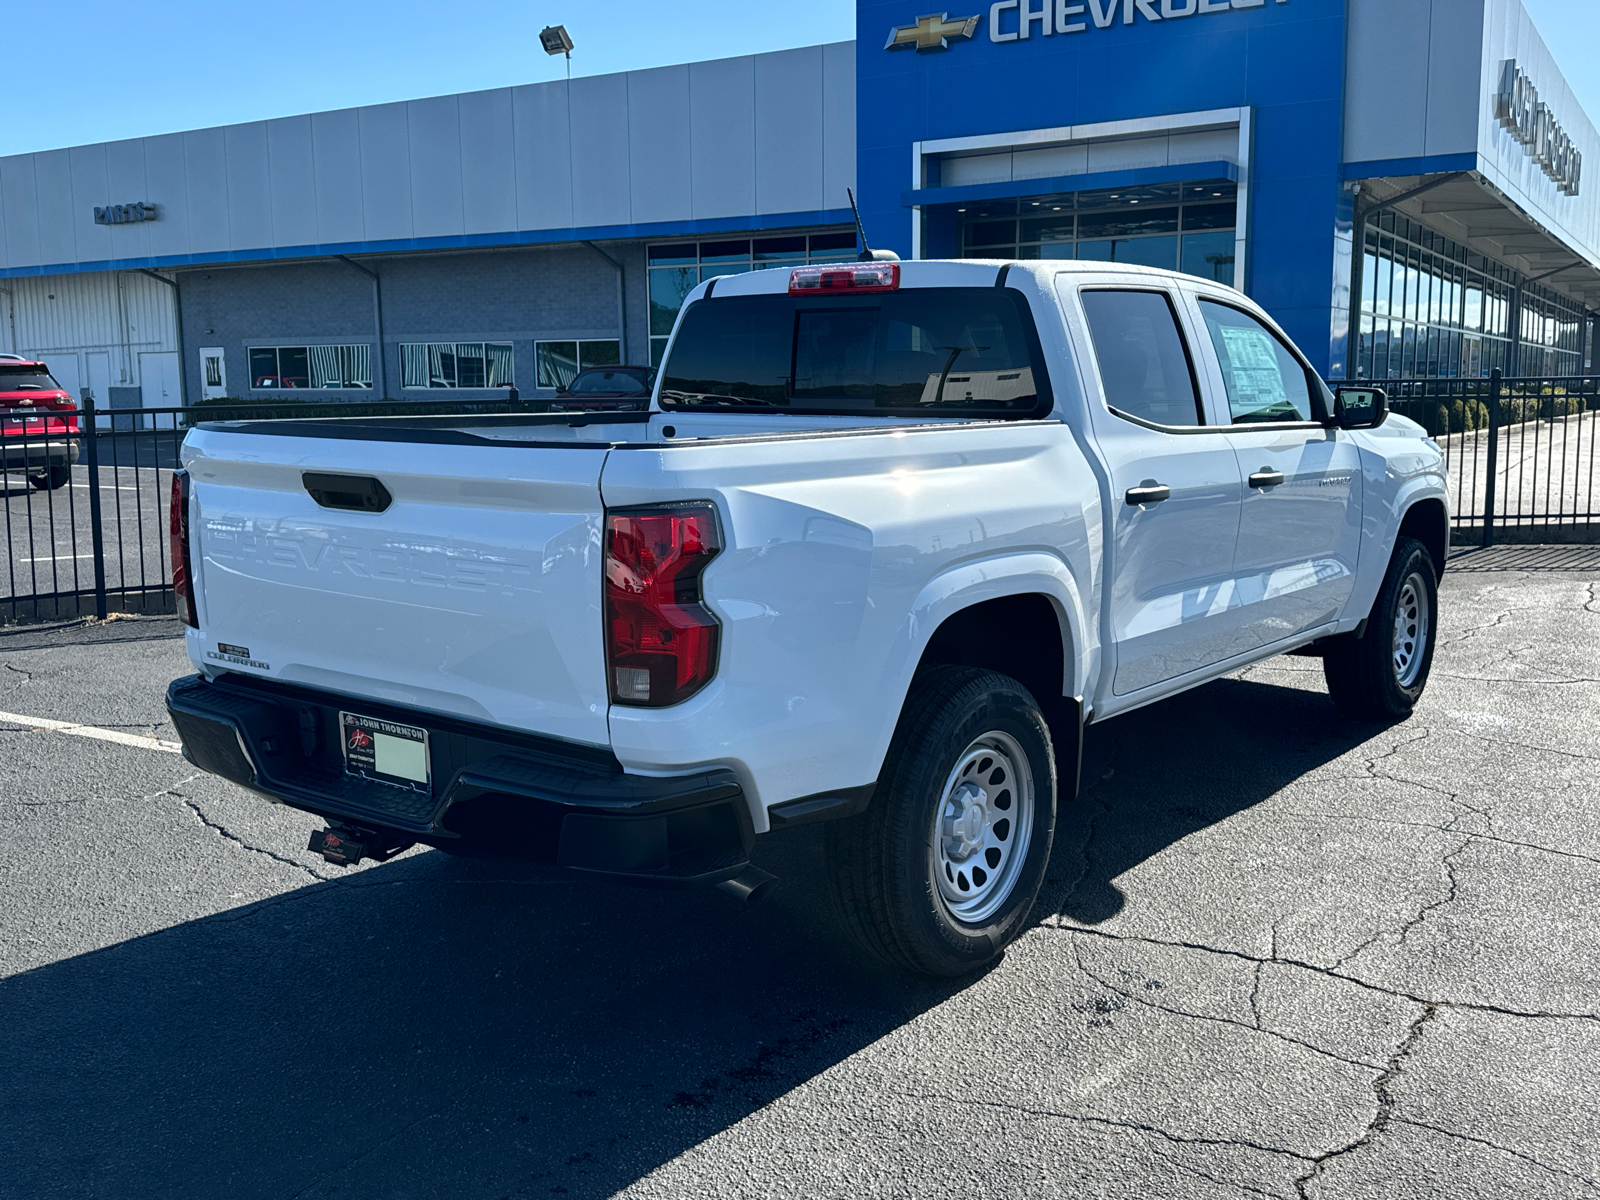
826;666;1057;977
1324;535;1438;720
29;465;70;491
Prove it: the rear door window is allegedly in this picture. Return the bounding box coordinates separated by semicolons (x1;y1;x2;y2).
660;288;1050;417
1079;290;1204;427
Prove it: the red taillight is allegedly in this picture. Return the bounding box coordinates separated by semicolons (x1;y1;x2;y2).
789;262;899;294
171;469;198;628
604;503;722;707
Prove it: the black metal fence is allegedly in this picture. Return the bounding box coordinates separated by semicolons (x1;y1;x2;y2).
1380;370;1599;545
3;378;1597;623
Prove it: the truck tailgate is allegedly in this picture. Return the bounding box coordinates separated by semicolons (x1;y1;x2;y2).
183;428;611;747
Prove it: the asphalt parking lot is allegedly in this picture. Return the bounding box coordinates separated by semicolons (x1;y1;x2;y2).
2;546;1598;1199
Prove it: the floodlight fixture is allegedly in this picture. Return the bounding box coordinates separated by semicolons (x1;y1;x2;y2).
540;25;574;56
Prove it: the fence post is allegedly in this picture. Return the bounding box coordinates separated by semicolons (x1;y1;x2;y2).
82;398;108;619
1482;369;1501;549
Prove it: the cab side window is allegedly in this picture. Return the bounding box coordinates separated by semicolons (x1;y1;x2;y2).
1080;290;1204;427
1198;300;1317;425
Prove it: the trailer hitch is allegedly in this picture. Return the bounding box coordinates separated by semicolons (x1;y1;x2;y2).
308;825;414;867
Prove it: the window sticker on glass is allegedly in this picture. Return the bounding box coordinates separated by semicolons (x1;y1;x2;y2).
1217;326;1288;417
1199;300;1315;424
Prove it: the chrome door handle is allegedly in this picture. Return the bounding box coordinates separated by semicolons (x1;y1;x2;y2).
1125;483;1172;506
1248;469;1285;489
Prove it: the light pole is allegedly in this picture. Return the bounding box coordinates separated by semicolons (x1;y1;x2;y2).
539;25;574;80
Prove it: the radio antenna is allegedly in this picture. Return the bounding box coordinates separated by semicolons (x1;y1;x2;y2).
847;188;899;263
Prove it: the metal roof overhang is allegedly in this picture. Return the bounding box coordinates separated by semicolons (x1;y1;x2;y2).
1346;163;1600;313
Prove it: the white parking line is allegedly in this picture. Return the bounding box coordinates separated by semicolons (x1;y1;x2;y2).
0;708;182;753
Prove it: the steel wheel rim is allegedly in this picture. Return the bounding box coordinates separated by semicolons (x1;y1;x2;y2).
1392;573;1429;688
931;731;1035;925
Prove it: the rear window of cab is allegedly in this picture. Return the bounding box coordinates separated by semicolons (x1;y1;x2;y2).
659;287;1052;418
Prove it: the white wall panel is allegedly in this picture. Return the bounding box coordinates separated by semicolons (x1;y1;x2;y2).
1344;0;1433;163
35;151;75;265
755;48;824;216
69;145;114;265
142;134;192;259
459;89;516;235
1424;0;1486;154
183;127;232;254
689;56;755;220
266;116;318;248
0;156;41;267
409;95;466;238
312;108;365;245
358;103;414;244
822;41;856;214
513;81;574;231
629;66;693;225
568;75;632;228
0;42;856;273
105;139;152;260
224;123;273;250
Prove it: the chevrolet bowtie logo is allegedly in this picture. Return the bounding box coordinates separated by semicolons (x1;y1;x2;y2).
885;12;981;52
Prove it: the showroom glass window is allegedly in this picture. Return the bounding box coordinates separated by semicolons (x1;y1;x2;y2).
646;230;859;365
1353;209;1588;380
534;339;621;390
399;342;514;390
249;345;371;390
959;182;1237;286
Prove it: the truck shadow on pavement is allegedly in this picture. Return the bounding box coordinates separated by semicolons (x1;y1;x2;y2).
0;674;1372;1199
1054;672;1378;925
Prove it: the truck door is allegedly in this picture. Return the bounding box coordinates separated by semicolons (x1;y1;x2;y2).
1070;285;1247;697
1190;296;1363;650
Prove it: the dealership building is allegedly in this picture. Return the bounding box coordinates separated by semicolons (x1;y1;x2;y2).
0;0;1596;409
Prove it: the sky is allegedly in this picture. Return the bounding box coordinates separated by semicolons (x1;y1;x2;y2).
1;0;1596;158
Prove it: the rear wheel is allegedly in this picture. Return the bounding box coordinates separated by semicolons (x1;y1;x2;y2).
826;666;1056;976
28;465;70;491
1324;536;1437;720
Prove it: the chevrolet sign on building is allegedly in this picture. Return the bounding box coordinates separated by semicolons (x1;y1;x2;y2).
0;0;1594;404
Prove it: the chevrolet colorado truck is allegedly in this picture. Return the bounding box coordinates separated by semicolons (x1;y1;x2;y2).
165;259;1448;976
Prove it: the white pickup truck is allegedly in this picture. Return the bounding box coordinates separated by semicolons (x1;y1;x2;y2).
165;259;1448;976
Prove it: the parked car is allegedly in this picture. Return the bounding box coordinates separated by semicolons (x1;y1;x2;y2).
0;355;80;490
164;259;1447;976
548;365;655;411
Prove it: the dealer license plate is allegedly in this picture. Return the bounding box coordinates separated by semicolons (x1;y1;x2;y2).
339;712;431;792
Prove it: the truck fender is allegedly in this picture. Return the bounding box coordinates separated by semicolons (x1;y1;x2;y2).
883;551;1093;729
1344;480;1451;631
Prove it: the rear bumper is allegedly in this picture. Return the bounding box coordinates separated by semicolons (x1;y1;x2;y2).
1;437;78;470
165;673;753;885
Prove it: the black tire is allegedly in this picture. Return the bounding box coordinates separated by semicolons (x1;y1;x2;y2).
826;666;1057;977
1324;535;1438;721
28;465;70;491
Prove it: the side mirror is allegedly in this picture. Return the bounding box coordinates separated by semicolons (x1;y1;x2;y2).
1334;385;1388;430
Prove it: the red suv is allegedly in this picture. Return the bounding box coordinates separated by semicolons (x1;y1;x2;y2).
1;356;80;490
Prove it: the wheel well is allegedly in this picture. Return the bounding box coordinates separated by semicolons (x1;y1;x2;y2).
920;594;1066;713
1399;499;1448;579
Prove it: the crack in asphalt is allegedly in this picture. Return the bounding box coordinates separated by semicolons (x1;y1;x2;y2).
176;794;326;880
3;662;33;683
1437;669;1600;686
1584;581;1598;617
890;1088;1315;1165
1391;1117;1600;1190
1292;1006;1437;1199
1048;924;1600;1024
1438;608;1513;648
1070;942;1383;1071
1279;808;1600;870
